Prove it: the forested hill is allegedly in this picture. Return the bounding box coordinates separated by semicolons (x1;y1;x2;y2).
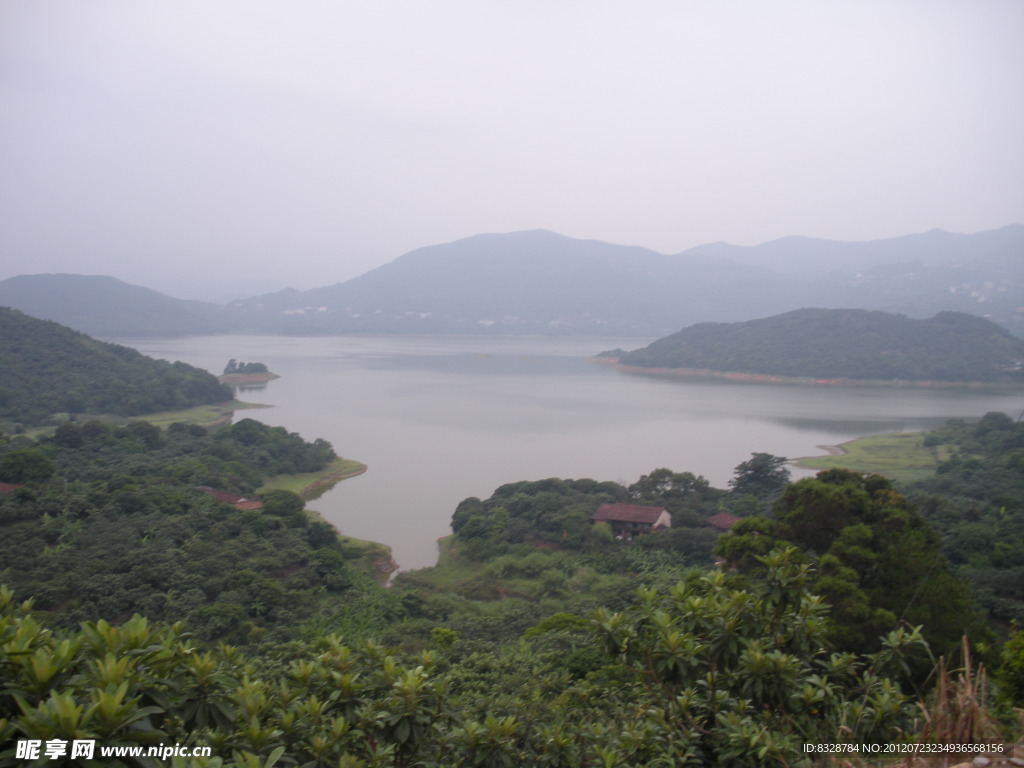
0;306;232;425
613;309;1024;384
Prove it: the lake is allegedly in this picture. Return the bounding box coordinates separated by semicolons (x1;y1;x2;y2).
116;334;1023;571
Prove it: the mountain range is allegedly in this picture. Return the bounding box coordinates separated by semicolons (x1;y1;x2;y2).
1;225;1020;337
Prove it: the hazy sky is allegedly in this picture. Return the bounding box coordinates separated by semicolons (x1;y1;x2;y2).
2;1;1022;301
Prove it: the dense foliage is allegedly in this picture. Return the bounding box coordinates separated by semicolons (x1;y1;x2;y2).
715;469;987;663
0;418;1018;762
617;308;1024;383
0;307;231;425
0;419;374;644
0;551;933;767
2;418;336;494
902;412;1024;629
449;471;731;565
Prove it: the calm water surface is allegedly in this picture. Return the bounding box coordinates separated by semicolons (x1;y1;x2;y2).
116;334;1023;571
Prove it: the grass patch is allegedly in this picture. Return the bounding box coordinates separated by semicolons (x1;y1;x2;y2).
795;431;955;483
258;457;367;501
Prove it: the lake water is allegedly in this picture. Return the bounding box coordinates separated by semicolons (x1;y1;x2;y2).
116;334;1023;571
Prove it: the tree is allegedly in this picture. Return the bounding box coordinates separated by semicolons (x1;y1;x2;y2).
728;453;790;507
0;447;55;483
997;628;1024;707
629;468;723;517
717;469;987;659
260;489;306;525
589;550;929;764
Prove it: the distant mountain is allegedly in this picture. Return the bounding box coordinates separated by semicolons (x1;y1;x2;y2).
3;225;1020;338
227;226;1024;336
686;224;1023;274
0;274;230;336
612;308;1024;384
682;224;1024;331
0;307;232;425
226;230;788;335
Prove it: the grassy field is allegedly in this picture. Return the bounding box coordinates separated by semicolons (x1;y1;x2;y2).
795;431;955;483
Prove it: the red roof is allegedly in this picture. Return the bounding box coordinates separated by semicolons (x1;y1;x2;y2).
0;482;22;494
592;503;668;524
706;511;740;531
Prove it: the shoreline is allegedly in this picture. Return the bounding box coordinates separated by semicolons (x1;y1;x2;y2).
260;456;369;501
295;460;368;500
811;443;847;456
598;358;1007;389
792;430;951;483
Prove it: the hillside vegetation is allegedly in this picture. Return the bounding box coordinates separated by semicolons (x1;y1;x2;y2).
0;306;232;425
615;308;1024;384
1;413;1023;764
0;418;383;644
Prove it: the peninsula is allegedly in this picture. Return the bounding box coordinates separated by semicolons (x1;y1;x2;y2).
604;308;1024;387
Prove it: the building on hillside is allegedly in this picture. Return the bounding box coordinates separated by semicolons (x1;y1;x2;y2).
197;486;264;511
706;511;740;532
591;503;671;540
0;482;22;495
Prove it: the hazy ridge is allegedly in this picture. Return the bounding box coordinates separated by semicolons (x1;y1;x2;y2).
0;224;1020;337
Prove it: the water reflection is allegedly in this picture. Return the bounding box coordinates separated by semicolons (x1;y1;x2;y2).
229;383;269;394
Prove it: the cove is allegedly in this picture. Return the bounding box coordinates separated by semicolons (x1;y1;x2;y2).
115;334;1023;571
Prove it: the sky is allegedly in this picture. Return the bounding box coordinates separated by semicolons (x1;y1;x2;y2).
1;1;1022;301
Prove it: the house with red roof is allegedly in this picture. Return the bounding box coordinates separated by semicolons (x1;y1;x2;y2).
591;503;671;540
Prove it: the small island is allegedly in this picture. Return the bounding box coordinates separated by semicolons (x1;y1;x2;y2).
219;358;281;385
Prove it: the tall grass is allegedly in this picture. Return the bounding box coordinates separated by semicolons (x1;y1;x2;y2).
819;637;1008;768
914;636;1001;752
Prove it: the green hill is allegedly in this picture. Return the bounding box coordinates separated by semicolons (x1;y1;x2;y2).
614;308;1024;384
0;306;232;425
